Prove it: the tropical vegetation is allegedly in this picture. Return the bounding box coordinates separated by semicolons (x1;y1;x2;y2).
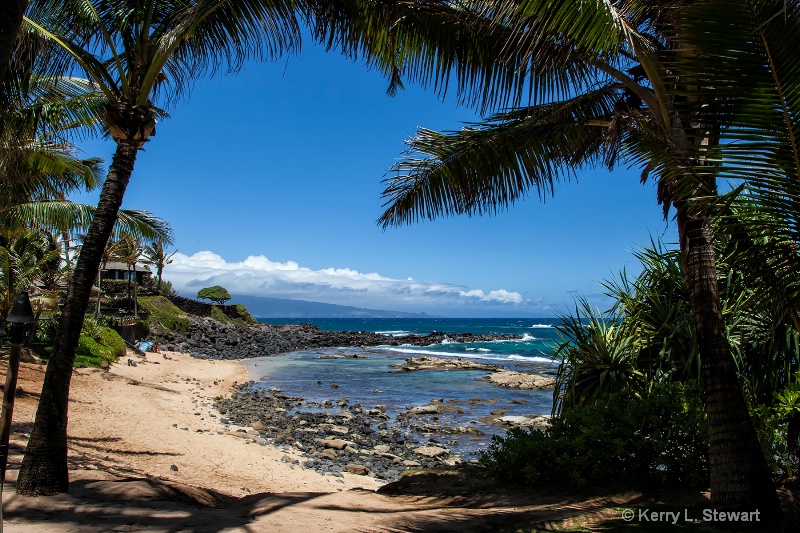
310;0;798;515
197;285;232;305
12;0;300;495
0;0;797;522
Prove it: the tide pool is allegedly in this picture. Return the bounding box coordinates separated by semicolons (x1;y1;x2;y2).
244;319;561;457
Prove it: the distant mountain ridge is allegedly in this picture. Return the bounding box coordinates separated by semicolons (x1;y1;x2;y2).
220;295;435;319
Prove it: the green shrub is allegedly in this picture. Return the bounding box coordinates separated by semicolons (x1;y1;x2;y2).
481;382;709;489
234;303;257;325
750;373;800;478
34;314;60;345
139;296;188;334
210;306;229;323
100;279;130;294
75;319;126;367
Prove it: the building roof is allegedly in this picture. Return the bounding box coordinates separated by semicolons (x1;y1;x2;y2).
102;261;151;272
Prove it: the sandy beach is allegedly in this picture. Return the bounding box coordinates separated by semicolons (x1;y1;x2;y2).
0;350;711;532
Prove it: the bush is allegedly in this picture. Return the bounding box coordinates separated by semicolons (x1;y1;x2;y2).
34;314;60;345
750;373;800;479
75;317;126;367
481;382;709;489
101;279;130;294
234;303;257;325
210;306;229;323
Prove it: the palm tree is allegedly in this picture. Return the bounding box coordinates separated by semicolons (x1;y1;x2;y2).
16;0;301;495
0;59;174;241
108;232;144;315
310;0;797;513
0;230;59;321
143;240;176;294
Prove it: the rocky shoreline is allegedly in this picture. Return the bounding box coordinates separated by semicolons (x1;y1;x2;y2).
160;315;523;360
165;316;557;481
215;383;551;482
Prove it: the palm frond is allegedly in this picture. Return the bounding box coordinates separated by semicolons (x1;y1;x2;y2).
378;85;625;227
3;201;173;244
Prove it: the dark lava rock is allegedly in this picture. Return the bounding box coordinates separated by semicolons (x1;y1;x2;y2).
167;316;521;361
215;384;464;482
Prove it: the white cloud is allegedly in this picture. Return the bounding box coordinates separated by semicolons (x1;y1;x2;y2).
164;251;536;314
459;289;524;304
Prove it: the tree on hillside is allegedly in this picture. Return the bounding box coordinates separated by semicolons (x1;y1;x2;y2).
17;0;301;495
197;285;231;305
143;241;177;294
309;0;799;514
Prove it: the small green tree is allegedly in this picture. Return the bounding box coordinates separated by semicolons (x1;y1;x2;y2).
197;286;231;305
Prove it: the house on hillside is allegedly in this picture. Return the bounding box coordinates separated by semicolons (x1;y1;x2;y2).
101;261;152;285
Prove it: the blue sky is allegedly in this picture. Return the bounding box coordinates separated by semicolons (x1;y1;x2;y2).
70;39;676;317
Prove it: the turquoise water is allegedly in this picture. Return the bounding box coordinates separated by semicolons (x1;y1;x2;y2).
257;317;561;364
245;318;562;456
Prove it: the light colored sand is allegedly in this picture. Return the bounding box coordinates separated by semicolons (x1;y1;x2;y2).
6;350;382;496
0;350;711;532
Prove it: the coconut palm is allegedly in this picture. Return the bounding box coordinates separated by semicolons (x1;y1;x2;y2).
310;0;798;513
17;0;301;495
0;61;173;241
108;232;144;315
0;230;60;322
143;240;176;294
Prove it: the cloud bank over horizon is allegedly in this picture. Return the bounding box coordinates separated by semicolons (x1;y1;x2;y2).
163;251;552;316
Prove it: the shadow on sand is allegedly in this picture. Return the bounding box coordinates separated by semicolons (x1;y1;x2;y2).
2;464;741;533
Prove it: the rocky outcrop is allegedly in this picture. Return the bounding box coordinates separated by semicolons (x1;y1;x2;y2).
387;357;556;391
161;316;523;360
476;370;556;390
388;356;502;373
478;414;551;431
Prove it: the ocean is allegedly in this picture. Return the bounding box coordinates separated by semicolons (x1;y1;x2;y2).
244;318;563;456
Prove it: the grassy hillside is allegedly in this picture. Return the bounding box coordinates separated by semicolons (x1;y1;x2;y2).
139;296;189;334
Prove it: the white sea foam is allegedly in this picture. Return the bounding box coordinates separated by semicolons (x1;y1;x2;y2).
376;330;411;337
381;347;463;358
507;354;554;364
529;324;554;329
466;347;492;352
490;334;537;343
379;346;556;365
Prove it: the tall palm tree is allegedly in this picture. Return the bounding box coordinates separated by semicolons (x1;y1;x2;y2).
310;0;798;513
16;0;301;495
143;240;176;294
0;60;173;241
108;232;144;315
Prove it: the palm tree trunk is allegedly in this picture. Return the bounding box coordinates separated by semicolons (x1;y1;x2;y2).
0;0;27;84
677;207;781;516
16;139;139;495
